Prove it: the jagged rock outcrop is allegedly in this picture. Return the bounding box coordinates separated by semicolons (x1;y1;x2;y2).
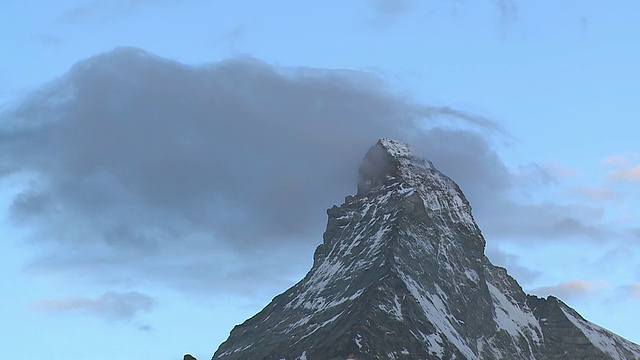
212;139;640;359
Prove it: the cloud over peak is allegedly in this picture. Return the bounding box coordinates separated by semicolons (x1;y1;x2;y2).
0;48;628;299
2;47;504;296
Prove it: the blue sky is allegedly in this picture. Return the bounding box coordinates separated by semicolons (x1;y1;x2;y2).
1;1;639;359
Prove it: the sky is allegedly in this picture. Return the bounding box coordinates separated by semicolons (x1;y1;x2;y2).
1;1;639;359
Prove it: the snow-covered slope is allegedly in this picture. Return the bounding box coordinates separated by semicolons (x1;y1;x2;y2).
212;139;640;360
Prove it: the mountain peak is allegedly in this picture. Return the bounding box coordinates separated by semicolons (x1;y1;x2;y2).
377;138;413;159
357;139;477;248
357;138;433;196
212;139;640;360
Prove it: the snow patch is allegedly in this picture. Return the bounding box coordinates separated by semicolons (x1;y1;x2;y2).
487;282;542;349
464;269;479;283
355;333;363;349
379;138;412;159
400;273;475;358
392;294;403;320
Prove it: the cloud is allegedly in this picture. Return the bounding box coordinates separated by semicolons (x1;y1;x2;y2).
544;161;576;179
419;106;507;135
530;280;609;300
627;283;640;299
607;166;640;183
1;47;505;296
512;163;565;189
603;153;640;183
580;17;589;37
512;161;576;189
602;153;640;167
474;199;610;243
367;0;520;30
571;185;620;201
0;47;627;298
485;246;540;284
602;155;628;167
369;0;415;17
31;33;63;47
614;283;640;301
33;291;154;321
216;26;246;53
55;0;202;24
494;0;518;25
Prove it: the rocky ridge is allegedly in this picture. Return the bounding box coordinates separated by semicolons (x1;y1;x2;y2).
212;139;640;360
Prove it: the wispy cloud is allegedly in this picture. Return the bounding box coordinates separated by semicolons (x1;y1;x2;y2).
31;33;63;47
55;0;203;24
32;291;154;321
420;106;507;135
216;26;246;53
628;283;640;299
366;0;520;31
485;246;540;284
512;161;575;188
602;153;640;183
530;280;609;300
545;161;576;179
602;153;640;167
572;185;620;201
369;0;415;18
607;166;640;183
494;0;518;26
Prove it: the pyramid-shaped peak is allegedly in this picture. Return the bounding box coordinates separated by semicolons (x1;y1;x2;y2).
212;139;640;360
357;138;434;195
377;138;414;159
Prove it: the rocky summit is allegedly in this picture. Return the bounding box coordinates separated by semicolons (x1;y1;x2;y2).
212;139;640;360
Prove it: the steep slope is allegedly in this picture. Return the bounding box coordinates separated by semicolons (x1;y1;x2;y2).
212;139;640;360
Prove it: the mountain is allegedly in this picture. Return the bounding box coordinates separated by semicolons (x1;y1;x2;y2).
212;139;640;360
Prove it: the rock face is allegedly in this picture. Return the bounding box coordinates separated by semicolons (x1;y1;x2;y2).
212;139;640;360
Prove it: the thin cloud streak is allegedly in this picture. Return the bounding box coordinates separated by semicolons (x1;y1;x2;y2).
608;166;640;182
55;0;203;24
530;280;609;301
494;0;518;25
32;291;154;321
627;283;640;299
572;185;620;201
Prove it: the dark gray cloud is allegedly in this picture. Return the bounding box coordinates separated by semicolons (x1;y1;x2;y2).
32;291;154;321
1;47;485;296
0;47;619;298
